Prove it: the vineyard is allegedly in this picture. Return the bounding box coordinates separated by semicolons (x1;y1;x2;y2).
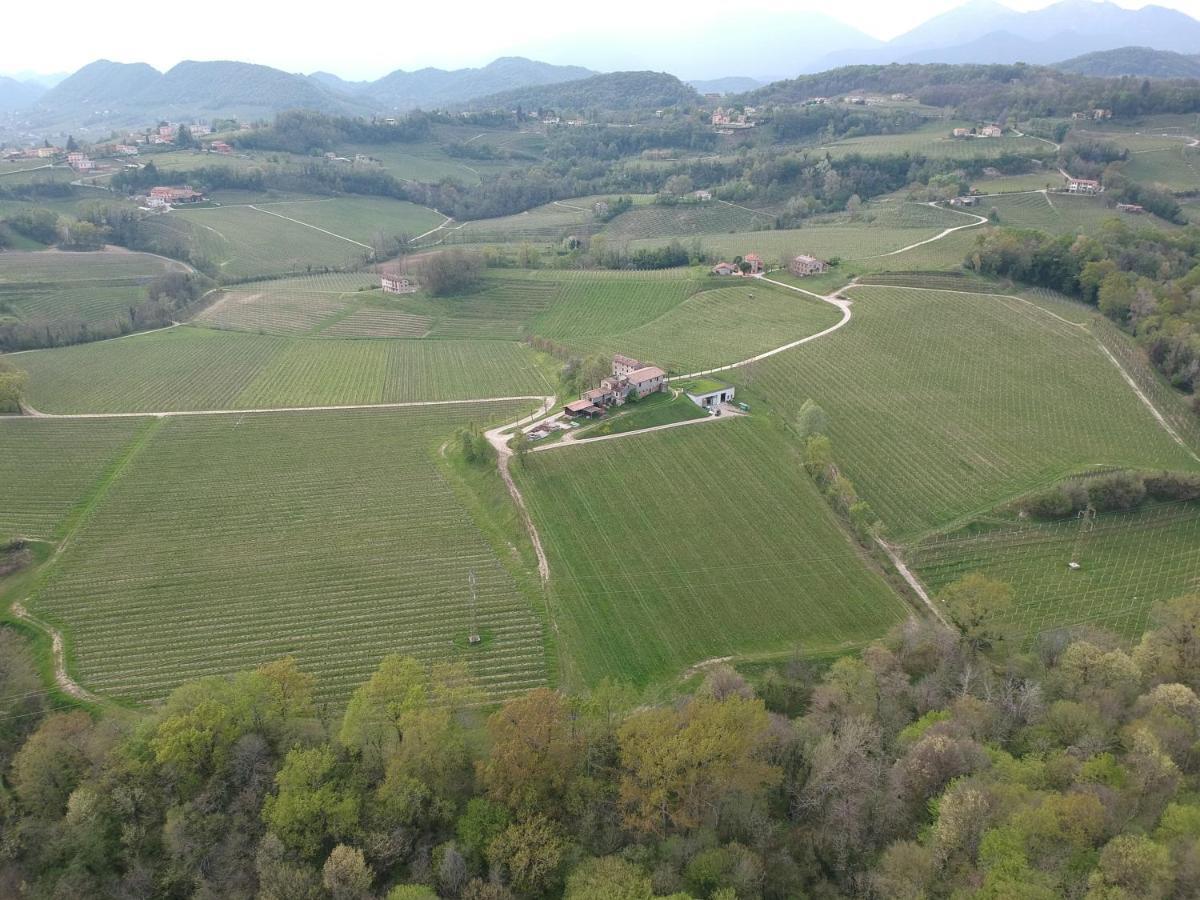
246;196;445;245
740;285;1200;539
17;326;553;413
911;502;1200;641
816;125;1050;160
0;249;184;328
516;417;908;687
27;405;548;704
196;273;384;335
0;417;147;541
983;192;1156;234
1122;146;1200;193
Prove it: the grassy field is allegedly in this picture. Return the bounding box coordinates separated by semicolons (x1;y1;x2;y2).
516;417;909;687
17;326;553;413
573;391;709;438
250;196;445;244
171;205;373;278
0;417;148;542
911;502;1200;641
0;249;185;328
738;285;1200;540
1122;146;1200;193
601;202;775;243
814;123;1051;161
442;199;603;246
563;281;843;374
27;405;547;704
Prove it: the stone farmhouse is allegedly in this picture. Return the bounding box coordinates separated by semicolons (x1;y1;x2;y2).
146;186;204;208
381;275;417;294
566;356;667;417
789;254;828;277
1066;177;1101;194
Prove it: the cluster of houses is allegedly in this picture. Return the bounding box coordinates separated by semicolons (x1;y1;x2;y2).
710;252;827;278
380;274;417;294
1072;109;1113;120
1066;176;1102;194
145;186;205;208
710;107;757;130
561;354;738;421
952;125;1004;138
4;146;60;161
565;355;668;418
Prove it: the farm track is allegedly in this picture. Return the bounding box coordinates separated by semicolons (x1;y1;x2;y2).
10;602;98;703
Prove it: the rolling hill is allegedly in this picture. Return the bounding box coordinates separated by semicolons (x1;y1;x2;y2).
466;71;699;113
360;57;595;111
1055;46;1200;78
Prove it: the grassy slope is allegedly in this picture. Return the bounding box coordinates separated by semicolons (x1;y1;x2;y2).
17;326;554;413
27;405;546;705
739;285;1200;540
516;416;908;688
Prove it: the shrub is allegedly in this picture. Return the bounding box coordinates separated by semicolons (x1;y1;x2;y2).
1024;481;1089;519
1143;471;1200;503
1086;472;1146;512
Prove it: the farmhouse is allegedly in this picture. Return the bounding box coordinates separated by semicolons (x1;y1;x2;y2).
147;186;205;207
789;254;827;277
1066;177;1101;194
711;261;738;276
693;190;712;201
980;125;1003;137
744;253;764;274
574;356;667;413
612;354;644;377
114;144;138;156
1093;108;1113;120
67;152;95;171
949;195;979;207
209;141;233;154
952;128;970;138
684;379;736;410
381;274;417;294
35;146;59;158
1116;203;1145;214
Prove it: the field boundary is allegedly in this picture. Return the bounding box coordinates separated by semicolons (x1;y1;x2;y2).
22;395;551;420
9;602;98;703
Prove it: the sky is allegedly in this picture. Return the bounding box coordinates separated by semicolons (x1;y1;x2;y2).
3;0;1200;80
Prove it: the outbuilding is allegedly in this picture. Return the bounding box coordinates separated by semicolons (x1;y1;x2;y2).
684;379;736;410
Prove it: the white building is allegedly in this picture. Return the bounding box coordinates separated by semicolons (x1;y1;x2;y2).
685;382;736;410
381;275;417;295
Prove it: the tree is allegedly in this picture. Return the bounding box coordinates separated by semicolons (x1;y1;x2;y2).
939;573;1015;655
617;694;780;834
419;249;485;296
479;688;583;815
795;398;828;438
0;360;28;413
564;856;653;900
664;174;693;196
263;746;360;858
339;654;428;773
1087;834;1172;899
323;845;374;900
487;814;566;896
11;711;98;817
510;430;530;467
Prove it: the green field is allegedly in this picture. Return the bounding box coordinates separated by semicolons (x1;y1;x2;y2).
563;281;842;374
573;391;709;438
516;417;909;686
0;249;184;328
25;405;547;704
815;123;1051;160
0;417;147;541
601;202;774;243
249;196;445;244
912;502;1200;641
17;326;553;413
739;285;1200;540
170;204;373;278
1122;146;1200;193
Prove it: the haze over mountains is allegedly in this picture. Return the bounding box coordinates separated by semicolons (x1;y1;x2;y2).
3;0;1200;134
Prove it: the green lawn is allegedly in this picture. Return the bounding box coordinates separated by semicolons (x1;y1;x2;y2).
738;285;1200;540
912;502;1200;641
516;417;909;687
26;405;547;704
17;326;554;413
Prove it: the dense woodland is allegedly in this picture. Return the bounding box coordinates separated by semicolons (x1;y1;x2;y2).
5;585;1200;898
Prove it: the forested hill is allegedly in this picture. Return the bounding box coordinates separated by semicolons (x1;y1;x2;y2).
737;62;1200;120
466;71;700;113
1055;46;1200;79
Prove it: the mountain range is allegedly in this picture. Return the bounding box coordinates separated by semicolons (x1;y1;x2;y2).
4;0;1200;134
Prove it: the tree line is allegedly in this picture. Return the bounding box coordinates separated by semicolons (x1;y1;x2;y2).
6;580;1200;897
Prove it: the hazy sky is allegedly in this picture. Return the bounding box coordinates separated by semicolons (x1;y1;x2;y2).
4;0;1200;80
